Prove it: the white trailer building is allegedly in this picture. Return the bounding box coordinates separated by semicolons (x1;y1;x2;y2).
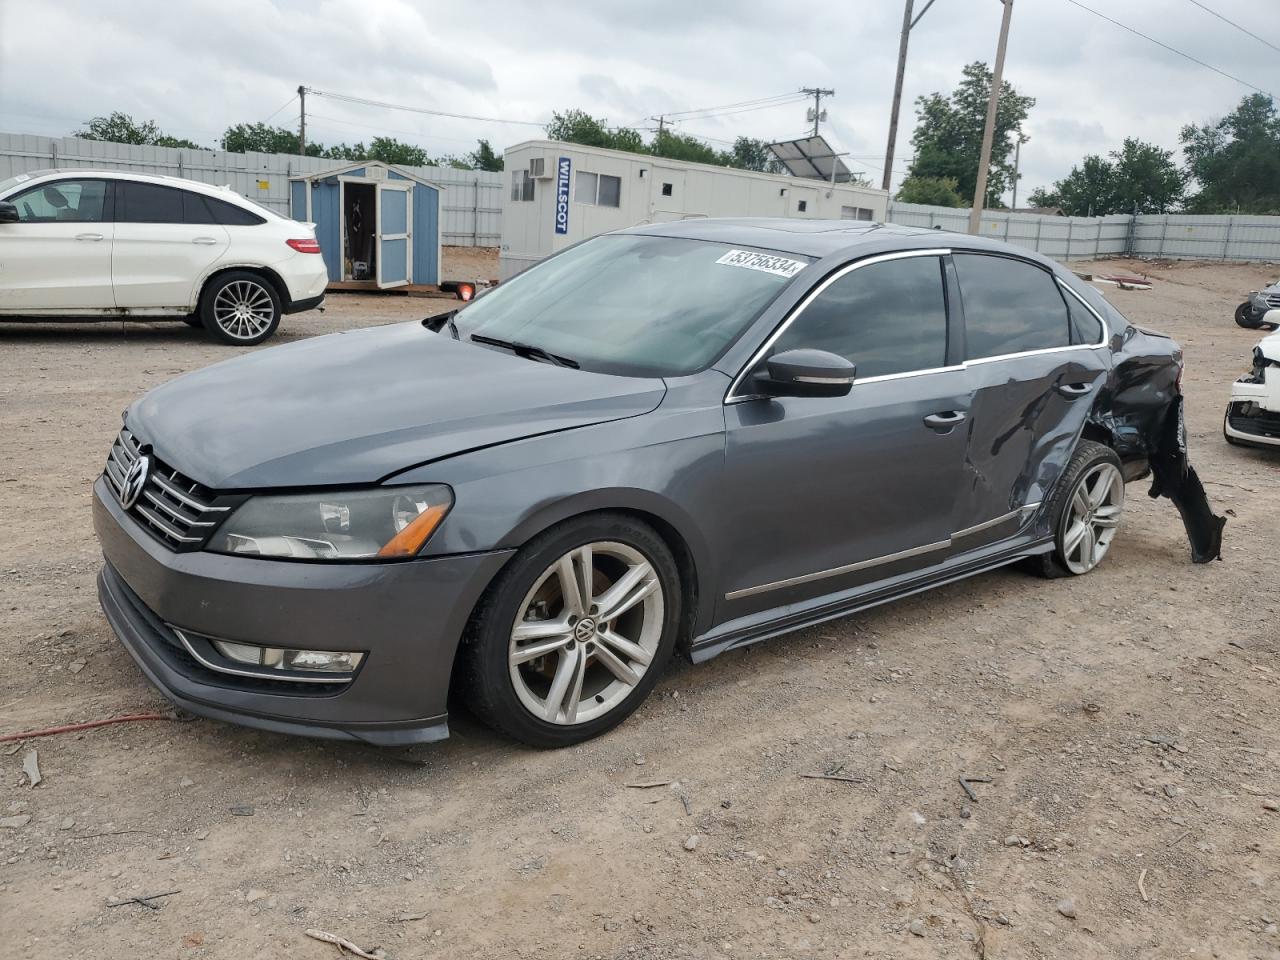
499;139;889;280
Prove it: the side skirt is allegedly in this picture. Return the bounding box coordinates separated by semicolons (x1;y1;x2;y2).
689;535;1054;663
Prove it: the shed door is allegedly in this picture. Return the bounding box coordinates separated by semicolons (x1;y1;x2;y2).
376;182;413;288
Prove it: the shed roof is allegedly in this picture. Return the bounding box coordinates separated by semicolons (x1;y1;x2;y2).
288;159;443;191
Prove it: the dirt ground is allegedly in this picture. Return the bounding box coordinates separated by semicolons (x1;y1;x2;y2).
1;251;1278;960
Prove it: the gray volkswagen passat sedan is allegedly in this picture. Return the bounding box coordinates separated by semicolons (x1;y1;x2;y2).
94;219;1221;748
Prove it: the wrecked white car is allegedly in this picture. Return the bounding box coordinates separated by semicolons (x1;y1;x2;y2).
1225;329;1280;449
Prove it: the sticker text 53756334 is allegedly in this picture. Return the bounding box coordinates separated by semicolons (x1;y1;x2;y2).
714;249;808;279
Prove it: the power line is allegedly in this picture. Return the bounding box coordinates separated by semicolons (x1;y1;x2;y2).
306;89;547;127
663;91;810;119
1185;0;1280;55
1062;0;1276;97
260;94;297;126
673;95;811;122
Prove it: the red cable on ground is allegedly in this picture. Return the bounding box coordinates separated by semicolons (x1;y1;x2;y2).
0;712;178;743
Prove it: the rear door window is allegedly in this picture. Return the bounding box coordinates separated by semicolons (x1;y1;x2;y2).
953;254;1071;359
119;182;184;223
205;196;266;225
771;255;948;378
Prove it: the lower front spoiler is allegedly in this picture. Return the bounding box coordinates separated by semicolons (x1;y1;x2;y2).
98;564;448;746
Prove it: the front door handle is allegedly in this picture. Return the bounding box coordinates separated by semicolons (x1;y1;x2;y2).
1058;382;1091;398
191;236;219;245
923;410;967;430
74;232;104;241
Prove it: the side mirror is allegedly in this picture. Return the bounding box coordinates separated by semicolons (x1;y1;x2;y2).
0;201;18;223
753;348;856;398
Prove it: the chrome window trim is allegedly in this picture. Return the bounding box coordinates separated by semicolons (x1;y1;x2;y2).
724;538;951;601
1056;278;1111;348
726;252;1114;404
170;627;354;685
725;248;952;404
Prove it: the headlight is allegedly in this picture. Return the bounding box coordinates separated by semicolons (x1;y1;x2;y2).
208;484;452;561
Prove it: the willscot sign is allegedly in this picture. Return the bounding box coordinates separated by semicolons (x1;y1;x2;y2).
554;156;571;236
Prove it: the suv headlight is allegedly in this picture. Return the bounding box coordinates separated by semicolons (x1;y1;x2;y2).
208;484;452;561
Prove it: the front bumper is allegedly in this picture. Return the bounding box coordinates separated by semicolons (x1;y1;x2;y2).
93;477;512;745
1226;370;1280;447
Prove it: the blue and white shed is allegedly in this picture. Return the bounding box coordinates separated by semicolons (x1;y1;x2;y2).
288;160;442;288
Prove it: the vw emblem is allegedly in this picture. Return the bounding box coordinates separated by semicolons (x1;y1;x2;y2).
120;455;151;510
573;617;597;643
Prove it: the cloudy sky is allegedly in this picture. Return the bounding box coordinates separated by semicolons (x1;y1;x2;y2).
1;0;1277;198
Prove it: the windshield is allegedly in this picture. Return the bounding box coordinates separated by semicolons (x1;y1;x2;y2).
456;234;811;377
0;171;45;196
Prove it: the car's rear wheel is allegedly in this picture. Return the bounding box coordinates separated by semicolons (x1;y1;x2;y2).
201;271;281;346
1235;301;1264;329
461;514;681;748
1034;440;1125;578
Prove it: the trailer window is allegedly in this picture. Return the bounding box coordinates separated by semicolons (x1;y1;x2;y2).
574;171;621;208
510;170;534;202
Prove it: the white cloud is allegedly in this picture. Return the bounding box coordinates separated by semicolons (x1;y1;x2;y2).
1;0;1276;195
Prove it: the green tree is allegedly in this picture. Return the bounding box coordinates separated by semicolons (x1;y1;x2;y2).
221;122;320;155
651;128;720;164
1180;93;1280;213
1031;139;1183;216
546;109;645;152
319;142;367;161
721;137;773;172
469;139;504;171
366;136;428;166
1108;138;1184;213
906;62;1035;207
76;112;203;149
895;175;966;207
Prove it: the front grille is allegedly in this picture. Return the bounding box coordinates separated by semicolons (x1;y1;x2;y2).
1228;402;1280;439
103;428;231;551
1265;294;1280;309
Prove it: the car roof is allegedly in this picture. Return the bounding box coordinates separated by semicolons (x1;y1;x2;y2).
2;168;279;217
622;216;1055;266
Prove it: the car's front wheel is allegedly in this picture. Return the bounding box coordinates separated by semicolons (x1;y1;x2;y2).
1235;301;1264;329
201;271;281;346
1035;440;1125;577
461;514;682;747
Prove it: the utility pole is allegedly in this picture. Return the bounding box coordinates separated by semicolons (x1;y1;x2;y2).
882;0;940;194
650;115;667;137
968;0;1014;235
802;87;835;138
298;84;307;156
883;0;915;193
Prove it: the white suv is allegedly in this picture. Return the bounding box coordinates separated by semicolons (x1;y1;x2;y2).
0;169;329;345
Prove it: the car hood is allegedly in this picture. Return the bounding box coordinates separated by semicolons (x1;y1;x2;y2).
1258;329;1280;363
127;322;666;489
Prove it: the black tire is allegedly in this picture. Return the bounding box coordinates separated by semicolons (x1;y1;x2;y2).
1235;301;1264;329
199;271;282;346
181;315;204;328
1030;440;1125;579
459;513;682;748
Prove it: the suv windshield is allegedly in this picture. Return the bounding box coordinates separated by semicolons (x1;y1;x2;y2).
456;234;811;377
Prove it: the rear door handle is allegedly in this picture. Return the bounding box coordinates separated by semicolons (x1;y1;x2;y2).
923;410;967;430
75;232;104;241
1058;382;1091;398
192;236;219;245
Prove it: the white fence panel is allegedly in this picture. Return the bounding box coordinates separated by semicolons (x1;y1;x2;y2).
0;132;504;246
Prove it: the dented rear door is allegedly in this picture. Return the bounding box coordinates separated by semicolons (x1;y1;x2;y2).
948;253;1110;550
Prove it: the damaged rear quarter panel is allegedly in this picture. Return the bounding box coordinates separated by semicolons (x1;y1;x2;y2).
1070;280;1225;563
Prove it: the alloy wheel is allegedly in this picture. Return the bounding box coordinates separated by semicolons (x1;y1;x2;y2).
1061;461;1124;574
508;541;664;725
212;280;276;341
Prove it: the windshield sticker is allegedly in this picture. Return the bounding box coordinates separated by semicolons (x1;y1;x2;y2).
715;249;807;279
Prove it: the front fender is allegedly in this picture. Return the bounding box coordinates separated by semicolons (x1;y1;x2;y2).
393;405;728;634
